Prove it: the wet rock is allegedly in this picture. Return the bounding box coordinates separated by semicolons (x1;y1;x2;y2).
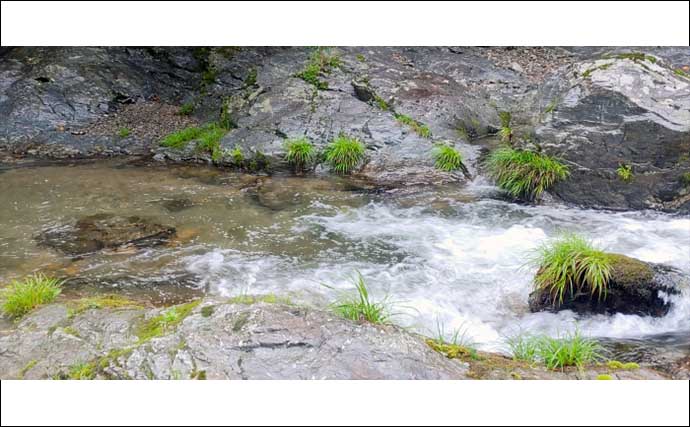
534;50;690;213
37;213;176;256
160;197;196;213
0;299;673;380
528;255;686;316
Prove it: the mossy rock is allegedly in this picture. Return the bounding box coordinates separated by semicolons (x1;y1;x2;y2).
529;254;682;316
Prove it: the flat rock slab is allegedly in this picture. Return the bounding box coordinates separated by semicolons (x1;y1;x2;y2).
0;299;675;380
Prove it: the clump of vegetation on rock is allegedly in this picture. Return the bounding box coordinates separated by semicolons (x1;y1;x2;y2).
508;330;604;370
394;113;431;138
227;294;292;305
485;147;570;201
498;111;513;144
178;102;194;116
117;127;131;138
296;48;341;90
136;300;201;343
284;137;317;173
432;144;465;172
328;273;392;324
529;234;612;306
1;274;63;319
681;172;690;187
68;362;96;380
607;360;640;370
161;123;228;162
324;134;365;174
67;294;142;318
617;164;633;182
426;320;481;361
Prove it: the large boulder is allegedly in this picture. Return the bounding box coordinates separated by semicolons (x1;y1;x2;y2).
534;49;690;212
528;254;686;316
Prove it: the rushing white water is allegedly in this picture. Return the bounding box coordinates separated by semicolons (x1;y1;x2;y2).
187;197;690;352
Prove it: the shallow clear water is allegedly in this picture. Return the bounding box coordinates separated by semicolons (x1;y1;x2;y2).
1;160;689;355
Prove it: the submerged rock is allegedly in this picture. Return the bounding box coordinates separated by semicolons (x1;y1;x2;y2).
37;213;176;256
528;255;685;316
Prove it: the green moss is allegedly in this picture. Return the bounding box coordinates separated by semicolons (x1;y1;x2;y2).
244;68;258;86
582;62;613;78
596;374;614;380
680;172;690;186
616;164;633;182
201;66;217;85
607;254;653;287
67;294;142;318
20;360;38;378
200;305;214;318
227;294;292;306
117;127;131;138
607;360;640;370
610;52;656;63
485;147;570;201
136;300;201;343
356;54;366;62
1;274;63;319
394;113;431;138
296;48;341;90
192;370;207;380
374;95;390;111
426;339;482;361
62;326;80;338
230;147;244;166
674;68;690;79
179;102;194;116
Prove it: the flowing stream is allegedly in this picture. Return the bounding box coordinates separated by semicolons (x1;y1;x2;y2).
1;160;688;361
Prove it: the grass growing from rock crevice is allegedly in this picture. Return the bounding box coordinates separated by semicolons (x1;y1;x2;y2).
160;123;228;162
394;113;431;138
432;145;464;172
296;48;341;90
485;146;569;201
284;137;316;173
136;300;201;343
617;164;633;182
507;330;604;370
67;294;142;318
324;134;365;174
328;273;392;324
498;111;513;143
1;274;63;319
530;234;613;306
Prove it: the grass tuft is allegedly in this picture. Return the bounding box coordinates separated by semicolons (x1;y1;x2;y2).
68;362;96;380
485;146;569;201
117;127;131;138
433;144;464;172
529;234;613;306
324;134;365;174
161;124;228;162
284;137;316;173
508;330;604;370
498;111;513;143
1;274;63;319
617;164;633;182
178;102;194;116
296;48;341;90
328;272;391;324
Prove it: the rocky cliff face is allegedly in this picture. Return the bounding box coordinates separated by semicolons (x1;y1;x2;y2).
1;46;688;211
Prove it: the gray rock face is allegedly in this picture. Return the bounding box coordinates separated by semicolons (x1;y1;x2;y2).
534;51;690;212
0;299;673;380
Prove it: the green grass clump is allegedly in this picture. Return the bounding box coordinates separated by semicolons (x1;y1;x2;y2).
136;300;201;343
597;374;614;380
530;234;613;306
284;137;316;173
324;134;365;174
1;274;63;319
433;145;464;172
485;147;570;201
67;294;141;318
161;124;228;161
427;320;481;360
681;172;690;187
179;102;194;116
617;164;633;182
674;68;690;78
607;360;640;370
356;54;366;62
160;126;206;149
328;273;391;325
498;111;513;143
394;113;431;138
296;48;341;90
508;330;604;370
117;127;131;138
68;362;96;380
227;294;292;305
374;95;390;111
